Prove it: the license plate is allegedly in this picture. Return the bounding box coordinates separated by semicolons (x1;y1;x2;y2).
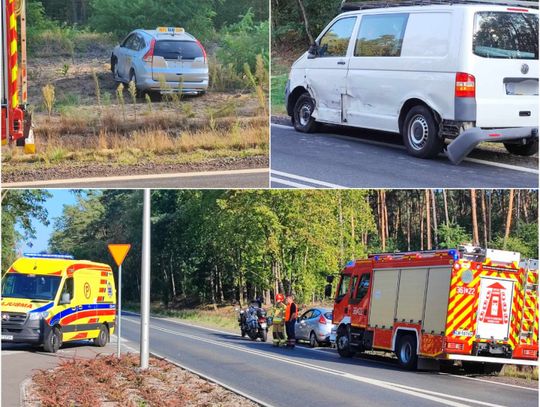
1;335;14;341
260;323;267;329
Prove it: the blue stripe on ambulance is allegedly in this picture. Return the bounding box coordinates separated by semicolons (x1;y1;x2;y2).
30;302;54;313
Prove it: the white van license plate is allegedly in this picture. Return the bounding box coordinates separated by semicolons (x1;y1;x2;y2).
1;335;14;341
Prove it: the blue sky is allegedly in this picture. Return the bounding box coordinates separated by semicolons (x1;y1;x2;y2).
18;190;78;254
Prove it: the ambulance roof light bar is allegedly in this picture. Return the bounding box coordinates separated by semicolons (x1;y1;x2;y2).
341;0;539;11
23;253;75;260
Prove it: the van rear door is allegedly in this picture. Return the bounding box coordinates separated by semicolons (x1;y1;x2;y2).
469;10;538;128
152;40;206;86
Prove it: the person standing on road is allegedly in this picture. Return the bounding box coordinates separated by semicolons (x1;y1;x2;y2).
270;293;286;347
285;294;297;348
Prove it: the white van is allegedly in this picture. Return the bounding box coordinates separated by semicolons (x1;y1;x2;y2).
285;0;538;163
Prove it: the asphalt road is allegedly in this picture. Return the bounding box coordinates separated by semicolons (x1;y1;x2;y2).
270;124;539;189
120;313;538;407
2;169;269;189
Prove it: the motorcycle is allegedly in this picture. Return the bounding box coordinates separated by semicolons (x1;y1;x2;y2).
236;303;268;342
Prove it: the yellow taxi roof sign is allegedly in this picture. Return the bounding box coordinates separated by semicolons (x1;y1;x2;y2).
157;27;185;34
108;244;131;267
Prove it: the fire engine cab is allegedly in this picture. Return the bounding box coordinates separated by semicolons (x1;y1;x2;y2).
326;246;538;372
1;0;35;152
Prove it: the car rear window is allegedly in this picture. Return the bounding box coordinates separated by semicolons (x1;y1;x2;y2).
324;312;333;320
473;12;538;60
154;40;203;60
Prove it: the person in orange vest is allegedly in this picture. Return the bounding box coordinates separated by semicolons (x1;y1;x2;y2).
285;294;297;348
270;293;286;347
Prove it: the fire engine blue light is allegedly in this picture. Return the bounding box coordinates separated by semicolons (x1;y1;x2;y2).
346;260;355;268
23;253;74;260
374;256;380;261
447;250;459;261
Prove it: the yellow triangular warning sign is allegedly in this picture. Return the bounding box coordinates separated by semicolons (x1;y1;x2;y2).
108;244;131;266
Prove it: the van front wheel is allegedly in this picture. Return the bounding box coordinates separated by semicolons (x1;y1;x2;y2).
43;327;61;353
402;106;444;158
293;93;318;133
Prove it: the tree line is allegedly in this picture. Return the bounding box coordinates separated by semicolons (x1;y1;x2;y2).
1;189;537;307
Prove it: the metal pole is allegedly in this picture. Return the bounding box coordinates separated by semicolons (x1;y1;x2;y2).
140;189;151;369
117;264;122;358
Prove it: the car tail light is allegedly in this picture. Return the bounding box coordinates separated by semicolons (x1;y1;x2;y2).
196;39;207;63
455;72;475;98
143;39;156;63
319;315;327;324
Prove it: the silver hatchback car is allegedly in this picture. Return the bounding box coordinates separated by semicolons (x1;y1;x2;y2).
111;27;209;95
295;307;334;347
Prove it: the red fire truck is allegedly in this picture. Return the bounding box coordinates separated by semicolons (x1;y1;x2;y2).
1;0;34;152
326;246;538;372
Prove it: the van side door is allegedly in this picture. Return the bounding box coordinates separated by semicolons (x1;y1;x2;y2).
345;13;409;132
305;16;357;124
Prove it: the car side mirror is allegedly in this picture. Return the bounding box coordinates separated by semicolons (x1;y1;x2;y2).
307;42;319;59
324;284;333;298
59;292;71;305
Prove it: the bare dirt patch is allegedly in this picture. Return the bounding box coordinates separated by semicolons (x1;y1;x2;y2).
26;353;257;407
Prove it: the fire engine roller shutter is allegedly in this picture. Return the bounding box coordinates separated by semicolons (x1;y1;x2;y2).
396;268;428;323
369;269;400;328
423;267;452;334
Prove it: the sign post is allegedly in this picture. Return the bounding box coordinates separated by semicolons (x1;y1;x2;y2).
108;243;131;358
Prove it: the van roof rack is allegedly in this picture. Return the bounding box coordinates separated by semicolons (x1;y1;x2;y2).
341;0;539;11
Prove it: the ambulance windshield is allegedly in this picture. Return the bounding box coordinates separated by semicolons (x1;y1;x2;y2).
1;274;62;301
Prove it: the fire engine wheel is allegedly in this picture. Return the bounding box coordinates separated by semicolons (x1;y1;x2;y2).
504;139;538;156
402;105;444;159
396;335;418;370
309;331;319;348
43;327;61;353
93;324;109;347
462;361;503;375
336;328;354;358
293;93;319;133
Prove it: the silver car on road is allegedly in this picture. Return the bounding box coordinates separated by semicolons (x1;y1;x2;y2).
295;307;334;347
111;27;209;95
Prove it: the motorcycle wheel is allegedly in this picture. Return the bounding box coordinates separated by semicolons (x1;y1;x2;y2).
241;329;246;337
248;330;258;341
261;330;268;342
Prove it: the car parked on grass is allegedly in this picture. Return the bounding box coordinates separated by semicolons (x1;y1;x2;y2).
285;1;539;163
111;27;208;95
295;307;335;347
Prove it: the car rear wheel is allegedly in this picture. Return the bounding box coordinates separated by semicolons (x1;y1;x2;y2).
396;335;418;370
293;93;318;133
93;324;109;347
129;70;143;97
43;327;61;353
504;139;538;156
309;331;319;348
402;105;444;158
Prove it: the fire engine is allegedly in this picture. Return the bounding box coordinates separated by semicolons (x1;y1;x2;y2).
326;246;538;372
1;0;35;153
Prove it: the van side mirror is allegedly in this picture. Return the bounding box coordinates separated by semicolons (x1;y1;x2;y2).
308;42;319;59
326;275;334;283
324;284;333;298
60;292;71;305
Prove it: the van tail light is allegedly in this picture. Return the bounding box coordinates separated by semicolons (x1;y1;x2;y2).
196;40;207;63
143;39;156;63
319;315;327;325
455;72;475;98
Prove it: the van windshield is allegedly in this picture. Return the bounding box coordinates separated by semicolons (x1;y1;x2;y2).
473;12;538;60
154;40;203;60
1;274;61;301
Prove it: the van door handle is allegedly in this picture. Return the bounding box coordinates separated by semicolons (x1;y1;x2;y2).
337;61;346;65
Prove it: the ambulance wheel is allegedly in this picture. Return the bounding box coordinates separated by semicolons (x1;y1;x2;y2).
43;327;61;353
402;105;444;159
336;327;354;358
504;140;538;156
93;324;109;347
309;331;319;348
396;335;418;370
293;93;319;133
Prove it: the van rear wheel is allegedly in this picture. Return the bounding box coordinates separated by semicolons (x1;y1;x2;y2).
402;105;444;158
293;93;318;133
93;324;109;347
504;140;538;156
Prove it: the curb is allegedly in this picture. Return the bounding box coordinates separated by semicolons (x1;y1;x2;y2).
20;377;33;407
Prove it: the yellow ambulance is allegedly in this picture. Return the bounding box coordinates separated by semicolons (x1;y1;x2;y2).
1;254;116;353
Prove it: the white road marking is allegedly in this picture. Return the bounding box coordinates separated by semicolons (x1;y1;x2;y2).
270;177;315;188
438;372;537;392
3;168;269;188
271;170;346;188
123;317;507;407
271;124;538;175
